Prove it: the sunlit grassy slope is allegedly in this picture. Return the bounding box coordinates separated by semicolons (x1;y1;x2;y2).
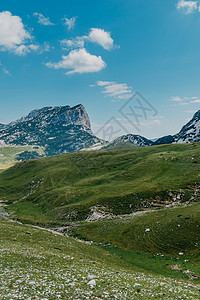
0;145;45;165
0;221;199;299
0;142;199;225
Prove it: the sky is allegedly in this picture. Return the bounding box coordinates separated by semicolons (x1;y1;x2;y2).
0;0;200;140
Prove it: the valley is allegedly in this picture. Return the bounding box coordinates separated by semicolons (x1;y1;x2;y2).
0;142;199;298
0;107;200;299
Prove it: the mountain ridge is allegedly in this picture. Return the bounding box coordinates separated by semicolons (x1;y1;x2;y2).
0;106;199;159
104;110;200;150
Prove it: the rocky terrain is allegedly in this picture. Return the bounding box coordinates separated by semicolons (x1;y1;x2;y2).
0;104;103;159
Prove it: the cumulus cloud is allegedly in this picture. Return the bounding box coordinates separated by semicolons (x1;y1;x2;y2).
177;0;198;14
33;12;55;26
0;11;31;53
95;81;133;100
63;16;77;30
88;28;114;50
46;48;106;75
60;28;115;51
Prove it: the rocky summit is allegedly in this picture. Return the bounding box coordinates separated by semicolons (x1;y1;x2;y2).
103;134;153;150
0;104;103;158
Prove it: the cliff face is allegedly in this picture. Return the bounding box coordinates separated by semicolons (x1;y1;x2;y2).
10;104;92;132
0;104;103;156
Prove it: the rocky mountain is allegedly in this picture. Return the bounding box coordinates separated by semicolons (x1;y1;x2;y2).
0;104;103;157
153;135;174;146
154;110;200;145
0;106;199;161
101;110;200;150
0;123;6;130
103;134;153;150
173;110;200;143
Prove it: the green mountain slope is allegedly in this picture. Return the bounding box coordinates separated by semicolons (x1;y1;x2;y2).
0;143;199;226
1;221;199;299
69;203;200;278
0;142;200;291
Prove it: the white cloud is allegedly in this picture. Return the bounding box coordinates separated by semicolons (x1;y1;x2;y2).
0;11;31;52
177;0;198;14
15;44;39;55
95;80;133;100
46;48;106;75
63;16;77;30
97;80;114;86
190;99;200;103
88;28;114;50
33;12;54;26
60;28;116;51
170;95;200;105
60;36;85;49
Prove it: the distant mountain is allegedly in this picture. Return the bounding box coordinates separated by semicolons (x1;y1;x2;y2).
103;134;153;150
153;135;175;146
154;110;200;145
0;104;103;156
0;106;200;161
101;110;200;151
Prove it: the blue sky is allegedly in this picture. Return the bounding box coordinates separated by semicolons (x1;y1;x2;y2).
0;0;200;140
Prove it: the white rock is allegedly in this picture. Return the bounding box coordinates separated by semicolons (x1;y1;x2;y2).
87;279;96;286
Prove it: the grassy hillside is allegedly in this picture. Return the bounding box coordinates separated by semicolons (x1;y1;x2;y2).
103;141;137;150
0;142;199;225
0;145;45;165
0;143;200;295
69;203;200;280
1;221;199;299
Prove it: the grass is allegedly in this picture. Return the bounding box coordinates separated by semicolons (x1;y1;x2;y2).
0;145;45;165
0;162;16;173
0;142;200;297
0;220;199;299
103;141;138;150
69;203;200;281
0;142;199;225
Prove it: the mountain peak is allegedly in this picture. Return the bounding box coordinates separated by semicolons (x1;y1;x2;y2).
154;109;200;145
10;104;91;131
0;104;103;156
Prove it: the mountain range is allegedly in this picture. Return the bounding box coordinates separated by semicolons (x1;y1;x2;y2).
104;109;200;149
0;105;199;160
